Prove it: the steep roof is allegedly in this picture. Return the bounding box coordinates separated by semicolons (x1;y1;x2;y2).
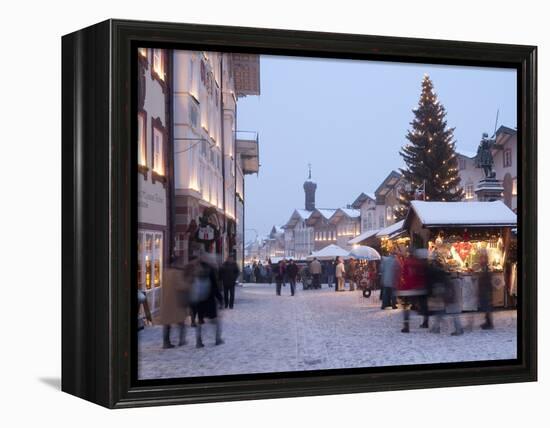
351;192;376;209
283;209;313;229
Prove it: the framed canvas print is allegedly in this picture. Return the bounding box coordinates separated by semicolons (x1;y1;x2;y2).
62;19;537;408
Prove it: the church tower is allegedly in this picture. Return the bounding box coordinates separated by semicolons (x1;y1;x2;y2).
303;163;317;211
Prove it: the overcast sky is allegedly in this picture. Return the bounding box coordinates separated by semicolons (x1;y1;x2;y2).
237;55;517;243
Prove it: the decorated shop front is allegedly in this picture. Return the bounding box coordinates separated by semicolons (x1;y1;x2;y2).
404;200;517;311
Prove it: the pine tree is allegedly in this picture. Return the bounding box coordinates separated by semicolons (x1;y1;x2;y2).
396;74;464;219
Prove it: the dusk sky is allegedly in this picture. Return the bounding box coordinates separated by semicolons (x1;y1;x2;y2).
237;55;517;243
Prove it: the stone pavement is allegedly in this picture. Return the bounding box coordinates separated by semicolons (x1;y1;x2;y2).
138;283;517;380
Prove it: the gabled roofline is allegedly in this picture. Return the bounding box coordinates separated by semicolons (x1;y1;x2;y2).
374;170;402;195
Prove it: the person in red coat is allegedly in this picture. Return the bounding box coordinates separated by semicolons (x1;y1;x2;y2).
396;249;429;333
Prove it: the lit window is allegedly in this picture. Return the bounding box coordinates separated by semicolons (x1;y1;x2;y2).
152;49;165;81
386;206;393;221
512;177;517;196
138;47;147;58
138;111;147;167
152;126;164;175
465;182;474;199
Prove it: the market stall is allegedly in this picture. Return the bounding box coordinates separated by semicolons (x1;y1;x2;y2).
349;245;382;297
404;200;517;311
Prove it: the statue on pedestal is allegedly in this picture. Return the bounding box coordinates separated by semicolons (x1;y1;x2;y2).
475;133;496;179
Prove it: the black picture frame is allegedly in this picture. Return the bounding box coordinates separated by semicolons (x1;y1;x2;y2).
62;19;537;409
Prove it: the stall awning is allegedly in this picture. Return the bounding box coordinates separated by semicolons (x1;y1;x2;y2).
307;244;349;261
376;220;405;238
348;229;379;245
406;201;517;228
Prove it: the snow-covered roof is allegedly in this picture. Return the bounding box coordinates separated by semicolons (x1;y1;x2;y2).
316;209;337;219
339;208;360;218
408;201;517;227
283;209;314;229
348;229;380;245
457;149;477;159
296;209;314;219
376;220;405;237
307;244;349;260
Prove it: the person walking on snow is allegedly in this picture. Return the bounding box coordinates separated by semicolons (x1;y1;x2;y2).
309;257;322;289
335;257;346;292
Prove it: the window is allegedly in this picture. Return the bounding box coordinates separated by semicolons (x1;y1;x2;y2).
386;206;393;221
154;235;162;288
138;47;147;59
152;49;165;81
504;149;512;168
367;212;373;230
137;111;147;169
459;157;466;170
151;118;165;176
512;177;517;196
152;129;164;175
379;215;385;228
189;98;199;128
137;234;143;288
190;58;199;99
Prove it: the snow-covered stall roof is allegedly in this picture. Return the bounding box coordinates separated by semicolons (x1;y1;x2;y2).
376;220;405;237
307;244;349;260
408;201;517;228
348;229;379;245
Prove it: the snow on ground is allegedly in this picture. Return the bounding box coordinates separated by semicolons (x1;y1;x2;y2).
138;283;517;380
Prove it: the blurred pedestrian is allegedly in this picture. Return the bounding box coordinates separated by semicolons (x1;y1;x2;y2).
326;259;336;288
380;253;399;309
347;258;357;291
275;259;287;295
286;259;299;296
254;262;261;283
188;253;224;347
220;255;240;309
335;257;346;292
160;258;189;349
427;257;463;335
310;257;322;289
478;249;494;330
266;259;273;284
397;249;429;333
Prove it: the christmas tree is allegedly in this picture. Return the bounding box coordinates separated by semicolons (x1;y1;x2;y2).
396;74;464;219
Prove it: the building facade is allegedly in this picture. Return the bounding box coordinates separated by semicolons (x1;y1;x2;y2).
329;208;361;250
374;170;405;229
492;126;518;212
457;149;484;201
137;48;259;313
171;51;260;266
283;209;314;259
137;48;171;315
351;192;377;233
457;126;517;212
307;209;338;252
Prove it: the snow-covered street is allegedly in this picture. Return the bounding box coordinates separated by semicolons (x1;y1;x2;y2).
138;283;517;380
